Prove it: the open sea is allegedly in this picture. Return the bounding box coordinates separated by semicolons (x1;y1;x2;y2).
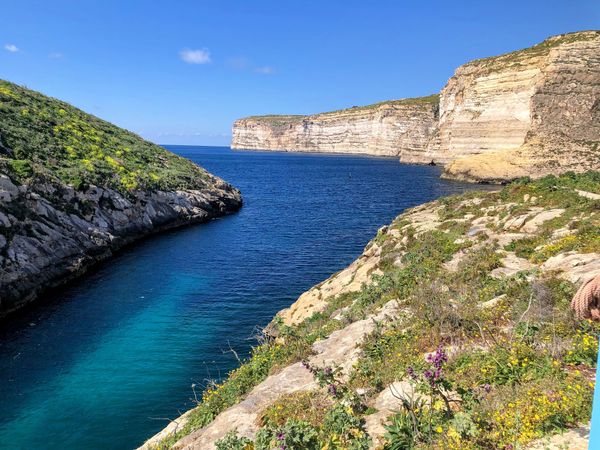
0;146;478;449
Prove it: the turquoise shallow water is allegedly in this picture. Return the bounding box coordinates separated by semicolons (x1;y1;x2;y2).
0;147;477;449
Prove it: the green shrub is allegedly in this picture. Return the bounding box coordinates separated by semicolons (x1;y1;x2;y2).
0;79;210;194
215;431;252;450
7;159;32;179
255;419;319;450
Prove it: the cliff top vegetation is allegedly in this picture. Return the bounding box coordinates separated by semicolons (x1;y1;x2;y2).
463;30;600;75
150;171;600;450
0;79;210;194
240;95;439;125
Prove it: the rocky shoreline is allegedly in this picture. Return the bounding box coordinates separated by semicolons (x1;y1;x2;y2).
0;78;243;318
0;173;241;318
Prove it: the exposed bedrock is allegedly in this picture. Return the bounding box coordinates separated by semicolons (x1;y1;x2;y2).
231;96;440;160
440;30;600;181
0;174;241;318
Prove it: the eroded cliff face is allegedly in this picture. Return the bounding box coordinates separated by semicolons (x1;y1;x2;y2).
231;96;439;160
440;31;600;181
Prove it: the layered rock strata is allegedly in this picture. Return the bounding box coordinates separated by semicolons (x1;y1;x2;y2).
232;31;600;182
231;96;440;160
440;30;600;181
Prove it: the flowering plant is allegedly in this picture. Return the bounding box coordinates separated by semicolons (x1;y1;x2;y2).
406;346;454;416
302;360;345;399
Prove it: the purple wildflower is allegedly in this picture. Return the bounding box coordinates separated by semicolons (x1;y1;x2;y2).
276;432;285;441
323;367;333;376
301;360;317;374
430;346;448;370
327;383;338;396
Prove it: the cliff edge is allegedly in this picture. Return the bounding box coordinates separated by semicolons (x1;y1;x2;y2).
232;31;600;183
440;31;600;181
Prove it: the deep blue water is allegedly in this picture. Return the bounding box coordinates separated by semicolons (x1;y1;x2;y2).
0;147;476;449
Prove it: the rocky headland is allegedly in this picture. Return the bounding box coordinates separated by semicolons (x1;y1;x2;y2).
232;95;439;159
142;172;599;449
0;80;242;318
232;31;600;183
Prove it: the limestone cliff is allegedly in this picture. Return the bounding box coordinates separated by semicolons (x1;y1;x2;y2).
231;96;439;160
0;80;242;318
437;30;600;180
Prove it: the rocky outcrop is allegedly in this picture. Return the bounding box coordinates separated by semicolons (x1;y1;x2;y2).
440;31;600;181
0;172;241;318
278;241;384;326
231;96;439;160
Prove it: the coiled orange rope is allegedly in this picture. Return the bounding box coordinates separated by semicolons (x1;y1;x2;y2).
571;273;600;321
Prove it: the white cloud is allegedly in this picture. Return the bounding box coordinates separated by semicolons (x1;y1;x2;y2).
179;48;211;64
4;44;19;53
254;66;274;75
48;52;63;59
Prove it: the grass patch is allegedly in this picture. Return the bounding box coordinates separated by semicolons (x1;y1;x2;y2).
467;31;599;75
240;95;440;125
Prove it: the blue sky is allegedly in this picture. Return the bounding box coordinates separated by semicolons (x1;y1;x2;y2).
1;1;598;146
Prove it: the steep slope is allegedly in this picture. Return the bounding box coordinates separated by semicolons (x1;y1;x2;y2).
0;80;241;317
231;96;439;159
438;30;600;180
142;172;599;450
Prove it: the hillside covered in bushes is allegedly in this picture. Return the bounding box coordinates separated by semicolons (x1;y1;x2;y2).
0;80;213;192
